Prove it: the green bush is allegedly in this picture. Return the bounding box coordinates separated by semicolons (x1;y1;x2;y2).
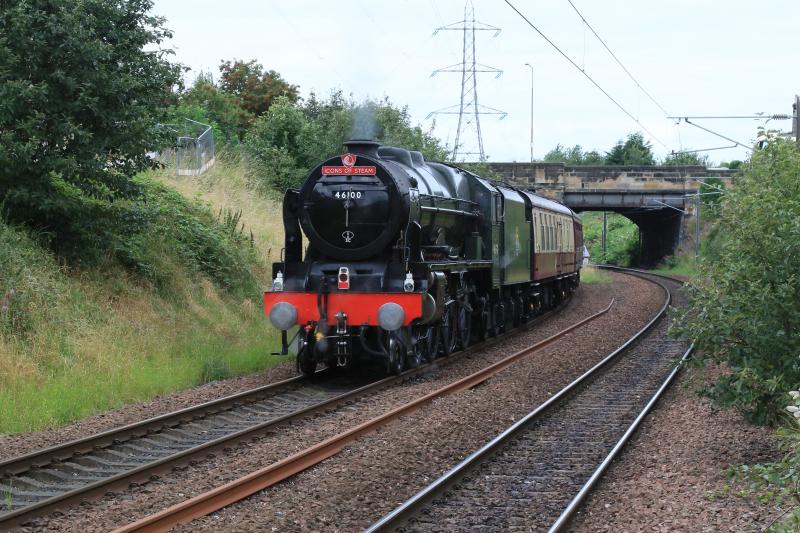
112;177;258;296
0;221;72;340
672;136;800;424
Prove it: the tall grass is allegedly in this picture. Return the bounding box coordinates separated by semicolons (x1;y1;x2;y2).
580;265;613;284
148;151;285;268
0;157;288;434
651;254;699;278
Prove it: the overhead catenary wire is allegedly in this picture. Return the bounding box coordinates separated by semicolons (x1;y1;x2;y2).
502;0;669;150
565;0;671;118
676;118;754;152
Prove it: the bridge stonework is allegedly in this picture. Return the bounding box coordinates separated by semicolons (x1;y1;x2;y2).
487;162;736;266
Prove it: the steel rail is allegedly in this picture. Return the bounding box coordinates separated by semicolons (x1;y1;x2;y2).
366;270;678;532
0;373;310;476
113;299;615;533
545;265;692;532
549;342;694;532
0;291;579;529
0;374;390;529
595;263;687;286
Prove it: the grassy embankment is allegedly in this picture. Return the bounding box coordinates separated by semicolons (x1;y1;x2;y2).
0;156;285;434
650;254;700;278
580;266;613;284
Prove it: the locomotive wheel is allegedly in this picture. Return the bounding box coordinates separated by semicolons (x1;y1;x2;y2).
386;334;404;375
457;302;472;349
506;298;519;328
439;303;458;356
298;347;317;376
518;296;528;324
475;298;488;342
406;327;425;369
494;302;506;334
426;325;440;362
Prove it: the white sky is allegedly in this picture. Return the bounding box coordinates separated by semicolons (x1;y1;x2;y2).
153;0;799;163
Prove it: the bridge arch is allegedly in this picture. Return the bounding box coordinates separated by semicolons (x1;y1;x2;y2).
574;206;683;266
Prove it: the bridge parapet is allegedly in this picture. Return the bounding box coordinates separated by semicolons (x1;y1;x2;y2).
487;162;736;194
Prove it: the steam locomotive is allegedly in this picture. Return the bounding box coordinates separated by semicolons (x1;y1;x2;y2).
264;140;583;375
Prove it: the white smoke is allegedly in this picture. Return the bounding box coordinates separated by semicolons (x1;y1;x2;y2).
350;104;378;140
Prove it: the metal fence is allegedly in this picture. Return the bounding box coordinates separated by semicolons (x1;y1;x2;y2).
159;118;216;176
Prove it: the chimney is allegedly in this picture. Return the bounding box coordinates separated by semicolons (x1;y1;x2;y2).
344;139;380;158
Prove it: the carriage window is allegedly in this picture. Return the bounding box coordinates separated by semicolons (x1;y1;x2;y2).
544;215;549;251
555;218;559;251
555;219;559;250
568;221;573;250
539;213;544;251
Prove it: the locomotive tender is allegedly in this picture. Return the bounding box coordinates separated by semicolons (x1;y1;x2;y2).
264;140;583;375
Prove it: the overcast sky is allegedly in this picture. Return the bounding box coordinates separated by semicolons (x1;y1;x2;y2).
153;0;798;163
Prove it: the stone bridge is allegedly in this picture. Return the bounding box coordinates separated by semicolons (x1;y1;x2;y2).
487;162;737;266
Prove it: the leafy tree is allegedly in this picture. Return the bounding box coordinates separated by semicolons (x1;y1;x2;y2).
581;150;606;165
181;73;252;143
244;96;311;191
719;159;744;169
374;100;450;161
219;59;298;119
605;132;655;165
663;151;709;166
0;0;181;256
302;91;354;160
543;144;604;165
244;93;450;192
672;137;800;424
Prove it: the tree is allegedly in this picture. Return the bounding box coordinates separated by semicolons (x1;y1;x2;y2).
719;159;744;169
244;93;451;192
663;151;709;166
371;97;450;161
581;150;606;165
543;144;604;165
672;136;800;424
219;60;298;119
605;132;655;165
181;73;253;143
0;0;181;254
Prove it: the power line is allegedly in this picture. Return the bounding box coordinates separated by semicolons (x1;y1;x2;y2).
668;114;793;120
502;0;669;149
565;0;671;117
676;118;753;152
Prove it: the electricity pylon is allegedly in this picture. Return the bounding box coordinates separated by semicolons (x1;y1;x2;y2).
428;0;506;162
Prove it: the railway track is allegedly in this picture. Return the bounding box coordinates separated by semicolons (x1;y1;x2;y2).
112;298;616;533
367;268;690;532
0;292;581;530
